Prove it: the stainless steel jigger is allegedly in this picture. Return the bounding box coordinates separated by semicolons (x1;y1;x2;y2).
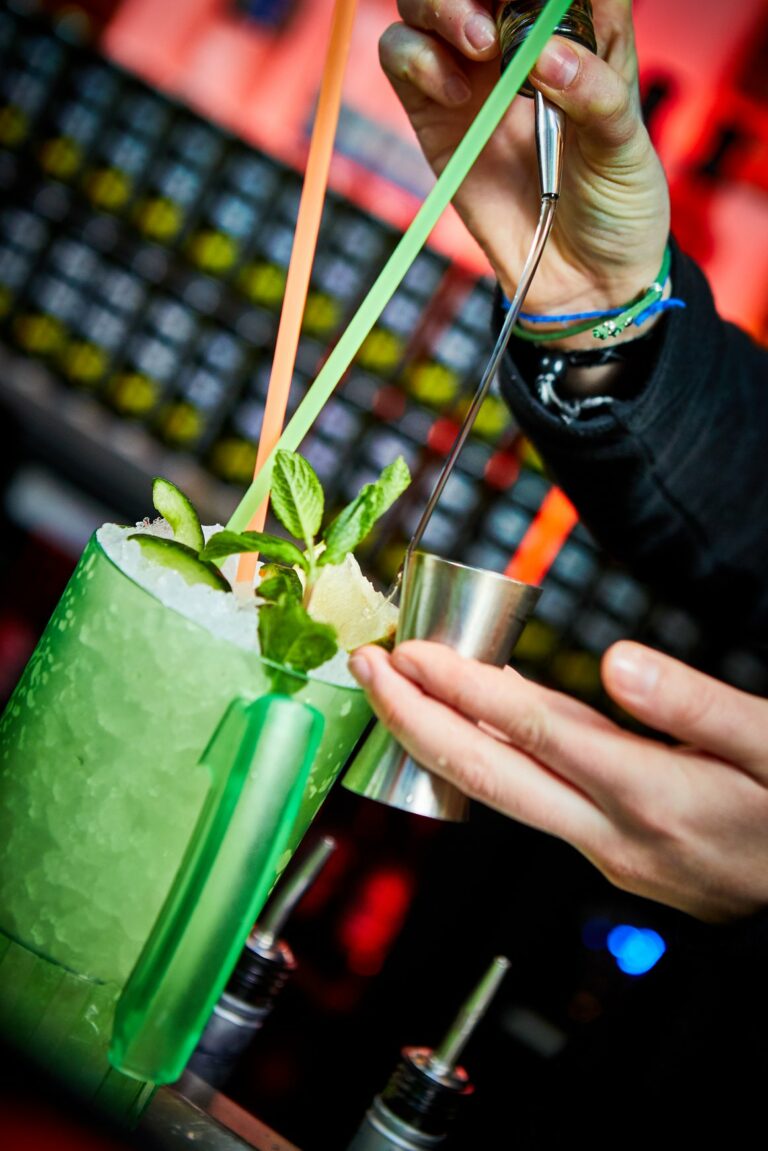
344;28;578;820
342;551;540;820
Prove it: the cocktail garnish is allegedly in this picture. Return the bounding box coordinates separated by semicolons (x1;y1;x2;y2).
202;449;410;610
201;530;308;573
257;595;338;695
131;450;410;680
126;535;231;592
258;564;304;603
151;477;205;552
320;456;410;566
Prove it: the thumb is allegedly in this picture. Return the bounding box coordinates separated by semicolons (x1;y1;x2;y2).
602;641;768;776
529;37;642;152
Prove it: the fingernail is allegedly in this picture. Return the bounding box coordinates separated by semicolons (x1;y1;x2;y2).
464;13;497;52
348;653;372;687
609;649;659;700
531;41;580;88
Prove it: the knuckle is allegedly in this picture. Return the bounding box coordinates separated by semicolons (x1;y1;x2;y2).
379;22;398;52
452;745;499;804
379;25;436;88
416;0;440;31
599;96;637;147
584;72;637;145
594;829;659;895
506;702;550;759
599;810;684;899
450;675;483;718
411;37;438;81
453;758;486;800
600;849;645;895
396;0;435;31
610;781;678;844
669;675;716;733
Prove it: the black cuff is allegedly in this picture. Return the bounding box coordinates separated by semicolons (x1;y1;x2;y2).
492;287;666;423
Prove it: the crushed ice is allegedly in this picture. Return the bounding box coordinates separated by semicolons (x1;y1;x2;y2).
97;521;356;686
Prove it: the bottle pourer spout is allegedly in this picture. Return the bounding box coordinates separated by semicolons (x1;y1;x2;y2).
251;835;336;950
427;956;511;1078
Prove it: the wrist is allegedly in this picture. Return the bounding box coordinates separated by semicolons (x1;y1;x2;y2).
496;239;671;347
502;246;682;353
496;255;665;317
496;245;683;420
516;280;672;355
505;322;668;422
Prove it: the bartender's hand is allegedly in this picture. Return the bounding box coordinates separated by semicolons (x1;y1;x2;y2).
348;640;768;923
379;1;670;344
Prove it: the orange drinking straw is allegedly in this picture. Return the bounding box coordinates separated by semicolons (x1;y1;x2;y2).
236;0;358;585
504;487;579;586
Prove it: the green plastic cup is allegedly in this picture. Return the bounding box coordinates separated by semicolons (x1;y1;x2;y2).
0;532;371;1121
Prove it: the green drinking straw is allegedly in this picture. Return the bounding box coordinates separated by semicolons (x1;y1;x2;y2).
227;0;573;533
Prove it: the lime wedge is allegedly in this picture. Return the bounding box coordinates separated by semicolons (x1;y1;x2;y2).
306;554;398;651
152;477;205;553
128;534;231;592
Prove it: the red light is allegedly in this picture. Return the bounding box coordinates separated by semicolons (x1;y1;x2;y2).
484;450;521;492
337;866;414;977
427;417;460;456
373;385;407;423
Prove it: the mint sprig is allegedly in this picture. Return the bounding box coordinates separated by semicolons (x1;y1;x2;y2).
254;557;336;690
204;449;411;601
145;450;411;691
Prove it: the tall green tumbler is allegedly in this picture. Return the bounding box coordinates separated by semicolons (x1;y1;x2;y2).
0;531;371;1122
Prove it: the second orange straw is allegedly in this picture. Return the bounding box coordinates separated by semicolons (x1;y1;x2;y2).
236;0;357;585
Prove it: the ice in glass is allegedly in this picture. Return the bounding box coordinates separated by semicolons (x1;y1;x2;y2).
0;523;371;1121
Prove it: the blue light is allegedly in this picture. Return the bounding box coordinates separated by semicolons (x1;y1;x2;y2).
607;925;666;975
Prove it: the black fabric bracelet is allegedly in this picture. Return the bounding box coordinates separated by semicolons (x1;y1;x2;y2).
503;318;666;423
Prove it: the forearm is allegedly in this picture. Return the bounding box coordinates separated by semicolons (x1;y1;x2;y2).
498;241;768;645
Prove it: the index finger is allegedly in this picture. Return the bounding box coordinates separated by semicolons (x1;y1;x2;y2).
397;0;500;60
352;644;608;845
386;640;649;808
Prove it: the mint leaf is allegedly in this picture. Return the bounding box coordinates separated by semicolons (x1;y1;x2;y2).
201;530;308;572
258;564;303;604
320;456;410;566
258;596;337;687
270;450;324;548
284;626;338;672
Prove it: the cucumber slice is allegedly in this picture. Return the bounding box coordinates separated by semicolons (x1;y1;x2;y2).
151;477;205;553
128;534;231;592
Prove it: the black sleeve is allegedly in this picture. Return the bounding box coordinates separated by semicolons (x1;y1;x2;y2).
497;240;768;651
